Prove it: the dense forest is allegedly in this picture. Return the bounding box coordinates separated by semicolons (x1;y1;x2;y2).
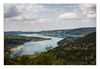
4;32;96;65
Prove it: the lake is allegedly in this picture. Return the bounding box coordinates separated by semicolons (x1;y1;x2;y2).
10;34;63;57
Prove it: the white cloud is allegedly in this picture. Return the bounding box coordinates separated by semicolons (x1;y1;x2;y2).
37;19;50;22
59;12;79;19
79;4;96;19
87;13;96;19
79;4;95;13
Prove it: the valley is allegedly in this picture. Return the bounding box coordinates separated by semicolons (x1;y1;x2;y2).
4;27;96;65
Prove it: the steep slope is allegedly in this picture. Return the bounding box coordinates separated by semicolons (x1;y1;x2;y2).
46;32;96;65
58;32;96;46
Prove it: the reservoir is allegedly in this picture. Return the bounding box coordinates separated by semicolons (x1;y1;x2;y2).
10;34;63;58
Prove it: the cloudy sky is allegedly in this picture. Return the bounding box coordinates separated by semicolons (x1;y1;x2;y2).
4;4;96;32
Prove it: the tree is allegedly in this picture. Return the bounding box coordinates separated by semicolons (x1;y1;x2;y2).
45;46;53;51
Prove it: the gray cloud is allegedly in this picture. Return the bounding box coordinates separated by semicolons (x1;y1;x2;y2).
4;6;20;18
4;4;96;31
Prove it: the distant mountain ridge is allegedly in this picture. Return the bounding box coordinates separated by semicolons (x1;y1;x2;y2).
5;27;96;37
38;27;96;37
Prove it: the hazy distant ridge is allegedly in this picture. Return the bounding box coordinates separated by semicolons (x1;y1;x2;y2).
5;27;96;37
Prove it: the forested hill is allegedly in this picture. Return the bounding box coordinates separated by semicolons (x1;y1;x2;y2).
58;32;96;46
46;32;96;65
